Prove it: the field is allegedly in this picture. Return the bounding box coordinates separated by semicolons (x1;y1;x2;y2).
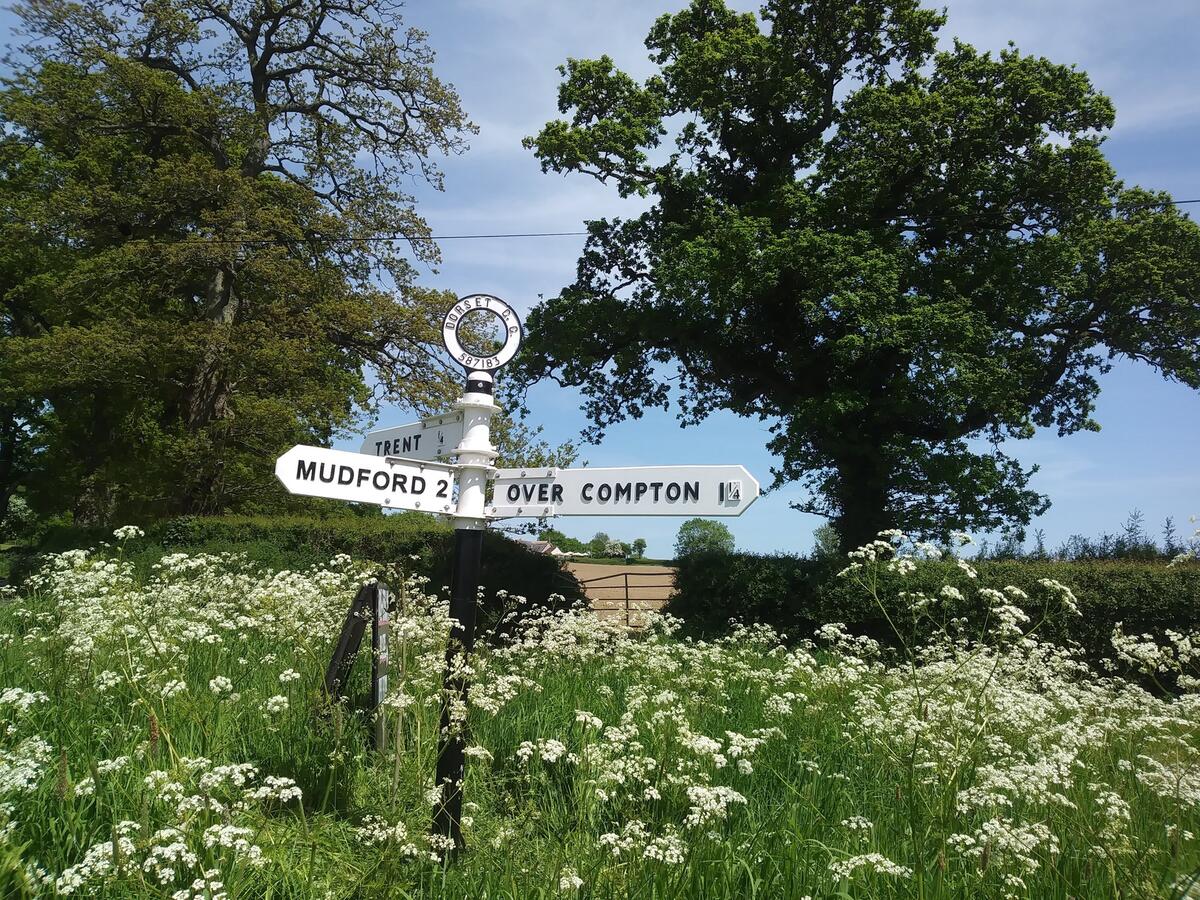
564;562;675;626
0;531;1198;898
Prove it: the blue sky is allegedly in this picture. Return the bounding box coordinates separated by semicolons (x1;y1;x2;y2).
350;0;1199;558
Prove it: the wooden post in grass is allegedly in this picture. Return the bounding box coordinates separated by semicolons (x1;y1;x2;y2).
371;583;390;751
325;582;390;751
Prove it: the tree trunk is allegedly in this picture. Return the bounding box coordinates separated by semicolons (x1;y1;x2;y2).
187;264;238;428
0;405;18;524
73;394;116;526
831;449;893;554
180;263;240;513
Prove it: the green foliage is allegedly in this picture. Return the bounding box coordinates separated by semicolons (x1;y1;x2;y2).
152;513;451;573
674;518;735;558
0;0;475;525
811;523;842;559
538;527;588;554
1163;516;1183;557
4;543;1200;896
1049;508;1171;560
963;508;1193;561
631;537;648;558
566;555;669;567
604;539;627;558
517;0;1200;549
587;532;612;556
671;550;1200;671
0;495;35;542
22;514;586;622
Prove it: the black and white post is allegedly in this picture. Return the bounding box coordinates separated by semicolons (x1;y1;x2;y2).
432;295;521;850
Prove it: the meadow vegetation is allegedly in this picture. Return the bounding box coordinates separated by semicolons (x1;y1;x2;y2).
0;529;1198;898
671;544;1200;675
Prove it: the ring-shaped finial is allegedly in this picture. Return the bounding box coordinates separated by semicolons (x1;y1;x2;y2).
442;294;522;372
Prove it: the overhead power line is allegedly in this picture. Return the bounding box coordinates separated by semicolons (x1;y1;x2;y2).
103;230;593;246
26;198;1200;247
413;230;590;241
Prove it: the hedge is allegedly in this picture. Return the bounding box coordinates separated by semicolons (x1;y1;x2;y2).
670;551;1200;670
17;514;586;631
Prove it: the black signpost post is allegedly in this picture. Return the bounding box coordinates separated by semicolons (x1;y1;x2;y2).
431;513;485;847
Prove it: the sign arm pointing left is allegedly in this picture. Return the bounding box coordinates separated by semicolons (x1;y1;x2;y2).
274;445;458;514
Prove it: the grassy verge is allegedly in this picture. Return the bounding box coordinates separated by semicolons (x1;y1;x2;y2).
0;539;1197;898
0;541;35;583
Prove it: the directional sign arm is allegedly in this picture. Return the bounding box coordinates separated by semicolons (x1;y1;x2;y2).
487;465;759;518
275;445;458;514
360;412;465;462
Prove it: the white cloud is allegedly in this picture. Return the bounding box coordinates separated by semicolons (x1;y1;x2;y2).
428;176;647;230
1110;88;1200;136
943;0;1200;136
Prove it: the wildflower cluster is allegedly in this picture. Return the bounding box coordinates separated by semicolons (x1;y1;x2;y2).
0;533;1196;897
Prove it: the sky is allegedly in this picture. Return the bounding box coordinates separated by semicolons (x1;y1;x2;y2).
4;1;1198;557
352;0;1200;558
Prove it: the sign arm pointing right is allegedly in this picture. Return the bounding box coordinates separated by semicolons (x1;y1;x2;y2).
486;465;759;519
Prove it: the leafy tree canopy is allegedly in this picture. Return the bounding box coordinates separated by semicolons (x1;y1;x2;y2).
675;518;735;557
604;538;627;558
537;527;588;553
0;0;475;523
518;0;1200;549
811;524;842;560
586;531;612;556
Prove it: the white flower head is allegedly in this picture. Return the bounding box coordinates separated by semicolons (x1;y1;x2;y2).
263;695;289;715
558;867;584;892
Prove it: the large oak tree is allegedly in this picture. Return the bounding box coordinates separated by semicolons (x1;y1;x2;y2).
1;0;473;522
519;0;1200;549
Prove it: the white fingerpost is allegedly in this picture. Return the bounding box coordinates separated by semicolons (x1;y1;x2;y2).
450;371;500;529
276;288;765;854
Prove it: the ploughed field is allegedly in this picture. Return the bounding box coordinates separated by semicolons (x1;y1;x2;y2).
0;535;1198;898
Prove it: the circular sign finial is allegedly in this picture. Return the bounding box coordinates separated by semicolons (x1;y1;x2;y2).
442;294;522;372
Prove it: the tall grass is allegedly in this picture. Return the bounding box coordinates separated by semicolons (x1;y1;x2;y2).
0;529;1197;898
